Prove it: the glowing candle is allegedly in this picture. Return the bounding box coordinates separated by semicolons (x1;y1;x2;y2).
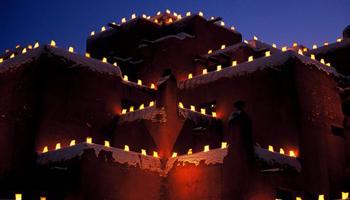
139;104;144;110
149;101;155;106
86;137;92;144
166;9;170;14
141;149;147;155
187;148;193;155
253;36;258;40
204;145;210;152
121;18;126;23
216;65;222;71
199;11;203;16
15;194;22;200
186;12;191;16
177;15;182;19
142;14;147;19
0;58;3;63
208;49;212;54
172;152;177;158
150;83;156;89
312;44;318;49
221;142;227;149
342;192;349;199
102;57;107;63
190;105;195;111
289;150;296;157
326;63;331;67
272;43;277;48
296;197;302;200
298;49;303;55
68;47;74;53
121;109;127;114
85;53;90;58
124;145;130;151
90;31;95;36
202;68;208;75
101;26;106;32
220;21;225;26
157;11;161;15
10;53;15;58
34;42;39;48
131;13;136;19
40;197;46;200
123;75;128;81
153;151;158;158
324;42;329;46
318;194;324;200
221;44;226;49
311;54;316;60
320;58;325;64
22;48;27;54
70;140;76;146
212;112;217;117
42;146;48;153
178;102;184;108
265;51;271;57
113;62;117;66
282;47;287;52
200;108;206;115
230;26;235;30
55;143;61;150
293;42;298;47
104;140;110;147
337;38;343;42
232;60;237;67
268;145;274;152
248;56;253;62
129;106;134;112
279;148;285;155
137;79;142;85
188;73;193;79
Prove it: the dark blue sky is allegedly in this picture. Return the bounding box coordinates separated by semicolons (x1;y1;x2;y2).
1;0;349;53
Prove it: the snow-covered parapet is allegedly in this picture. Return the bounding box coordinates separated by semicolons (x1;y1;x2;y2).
37;143;162;173
254;146;301;172
307;38;350;55
119;106;167;123
164;148;228;175
179;51;341;90
178;107;218;125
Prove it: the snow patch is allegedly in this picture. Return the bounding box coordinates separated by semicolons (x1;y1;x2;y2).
178;107;218;124
119;106;167;123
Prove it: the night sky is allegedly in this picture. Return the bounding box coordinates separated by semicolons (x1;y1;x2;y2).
1;0;349;54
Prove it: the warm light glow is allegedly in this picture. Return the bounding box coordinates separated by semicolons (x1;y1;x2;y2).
221;142;227;149
10;53;15;58
90;31;95;36
221;44;226;49
104;140;110;147
272;43;277;48
137;79;142;85
202;68;208;74
187;148;193;155
220;21;225;26
150;83;156;89
216;65;222;71
113;62;118;66
326;63;331;67
190;105;195;111
289;150;296;157
168;18;173;23
342;192;349;199
303;47;308;52
298;49;303;55
166;9;170;14
34;42;39;48
68;47;74;53
208;49;212;54
102;57;107;63
15;194;22;200
337;38;343;42
172;152;177;158
121;18;126;23
15;45;20;49
141;149;147;156
293;42;298;47
244;40;248;44
253;36;258;41
121;109;127;114
320;58;325;64
296;197;302;200
248;56;253;62
50;40;56;47
28;45;33;49
318;194;324;200
0;58;3;63
131;13;136;19
153;151;158;158
279;148;285;155
142;14;147;19
69;140;75;146
312;44;318;49
268;145;274;152
139;104;145;110
149;101;155;106
265;51;271;57
40;197;46;200
324;42;329;46
199;11;203;16
186;12;191;16
86;137;92;144
232;60;237;67
101;26;106;32
22;48;27;54
230;26;235;30
311;54;316;60
123;75;128;81
177;15;182;20
200;108;206;115
188;73;193;79
204;145;210;152
212;112;217;117
42;146;48;153
124;145;130;151
129;106;134;112
55;143;61;150
157;11;161;15
178;102;184;108
282;46;287;52
85;53;90;58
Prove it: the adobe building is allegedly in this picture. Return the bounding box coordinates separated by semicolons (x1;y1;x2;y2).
0;10;349;200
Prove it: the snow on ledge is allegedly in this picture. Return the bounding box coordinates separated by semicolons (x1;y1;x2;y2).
164;148;228;174
118;106;167;123
37;143;162;173
254;146;301;172
178;107;219;124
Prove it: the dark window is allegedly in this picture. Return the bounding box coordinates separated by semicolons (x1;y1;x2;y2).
276;189;293;200
331;125;344;138
199;101;216;114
